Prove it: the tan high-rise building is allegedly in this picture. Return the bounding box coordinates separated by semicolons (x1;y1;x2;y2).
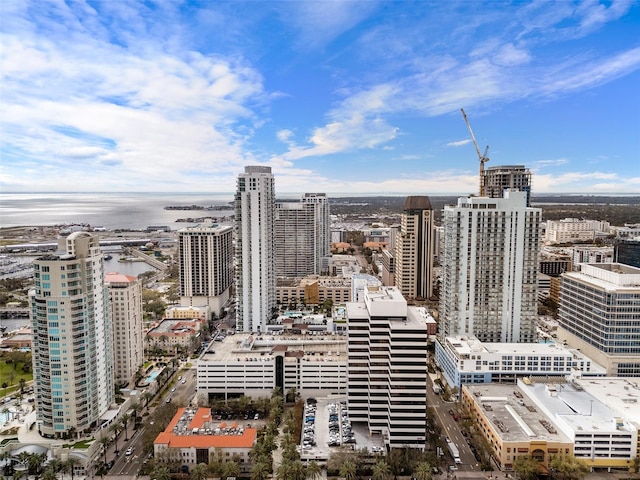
178;220;233;318
105;272;143;386
30;232;114;438
394;196;435;300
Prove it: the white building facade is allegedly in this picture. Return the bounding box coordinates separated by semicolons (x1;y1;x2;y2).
30;232;114;438
347;286;429;450
235;166;277;333
439;191;541;343
105;272;143;386
178;220;233;318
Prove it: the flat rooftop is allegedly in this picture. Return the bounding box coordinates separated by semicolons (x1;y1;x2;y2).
200;332;347;363
465;383;573;443
520;380;637;435
572;377;640;424
149;318;204;335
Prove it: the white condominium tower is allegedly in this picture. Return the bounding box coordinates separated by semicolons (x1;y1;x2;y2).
30;232;114;438
346;286;429;450
439;191;541;343
105;272;143;386
178;220;233;318
274;193;331;277
394;195;435;300
235;166;276;333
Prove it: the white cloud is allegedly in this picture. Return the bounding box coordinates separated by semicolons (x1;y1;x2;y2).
447;139;472;148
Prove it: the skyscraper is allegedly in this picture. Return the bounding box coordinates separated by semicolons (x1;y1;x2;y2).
394;195;435;300
439;191;541;343
30;232;114;438
105;272;143;386
483;164;532;206
178;220;233;318
347;286;429;449
274;193;330;277
235;166;276;333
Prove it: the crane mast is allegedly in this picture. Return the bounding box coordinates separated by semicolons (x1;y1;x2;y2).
460;108;489;196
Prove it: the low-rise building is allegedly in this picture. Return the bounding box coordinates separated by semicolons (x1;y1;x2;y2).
436;336;605;390
146;318;207;353
276;276;351;306
462;379;638;472
154;407;257;473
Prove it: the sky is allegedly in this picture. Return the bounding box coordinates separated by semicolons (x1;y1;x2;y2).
1;0;639;196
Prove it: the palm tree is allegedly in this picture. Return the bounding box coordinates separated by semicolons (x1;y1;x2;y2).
372;460;391;480
130;401;140;426
65;456;81;480
99;436;111;464
151;465;172;480
120;413;130;441
40;466;58;480
413;462;433;480
141;392;153;411
222;460;241;479
190;462;208;480
339;460;357;480
306;460;322;480
18;378;26;399
250;460;271;480
48;459;63;479
109;423;121;454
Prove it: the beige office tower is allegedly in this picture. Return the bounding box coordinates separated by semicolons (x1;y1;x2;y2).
394;196;435;300
105;272;143;386
30;232;114;438
235;166;277;333
439;191;541;343
178;220;233;318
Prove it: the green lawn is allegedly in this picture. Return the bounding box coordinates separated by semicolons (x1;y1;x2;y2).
0;353;33;399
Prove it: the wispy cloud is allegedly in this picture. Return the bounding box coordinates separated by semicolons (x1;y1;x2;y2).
447;139;472;148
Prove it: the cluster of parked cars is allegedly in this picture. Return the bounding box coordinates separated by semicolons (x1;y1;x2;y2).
328;402;355;446
302;401;317;449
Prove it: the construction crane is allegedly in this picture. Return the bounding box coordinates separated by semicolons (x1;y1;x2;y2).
460;108;490;196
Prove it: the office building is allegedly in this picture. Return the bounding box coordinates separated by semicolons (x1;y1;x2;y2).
178;220;233;318
154;408;257;473
393;196;435;300
616;239;640;268
105;272;143;386
346;286;429;450
558;263;640;376
274;193;330;277
30;232;114;438
483;165;532;206
543;219;611;245
439;191;541;343
235;166;276;333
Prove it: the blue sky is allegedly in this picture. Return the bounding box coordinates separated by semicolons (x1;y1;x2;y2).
1;0;639;195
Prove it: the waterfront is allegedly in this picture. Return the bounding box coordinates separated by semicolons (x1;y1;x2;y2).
0;192;235;230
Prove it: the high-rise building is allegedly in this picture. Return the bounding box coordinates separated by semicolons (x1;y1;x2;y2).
178;220;233;318
105;272;143;386
347;286;429;450
274;193;330;277
235;166;276;333
30;232;114;438
558;263;640;376
439;191;541;343
394;196;435;300
483;164;532;206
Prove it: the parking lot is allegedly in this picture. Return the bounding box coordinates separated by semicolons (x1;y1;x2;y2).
299;396;384;464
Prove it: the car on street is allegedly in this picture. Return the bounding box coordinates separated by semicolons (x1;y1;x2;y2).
125;447;133;456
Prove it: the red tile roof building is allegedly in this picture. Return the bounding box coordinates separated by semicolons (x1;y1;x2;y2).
154;407;257;470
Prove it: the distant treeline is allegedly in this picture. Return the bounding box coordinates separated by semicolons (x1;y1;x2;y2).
329;195;640;226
